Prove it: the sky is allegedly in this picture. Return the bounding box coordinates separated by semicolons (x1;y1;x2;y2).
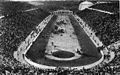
5;0;72;1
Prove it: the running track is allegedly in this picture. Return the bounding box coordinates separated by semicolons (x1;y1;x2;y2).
26;15;102;67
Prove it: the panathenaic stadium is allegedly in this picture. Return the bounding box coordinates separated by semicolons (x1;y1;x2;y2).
0;0;119;75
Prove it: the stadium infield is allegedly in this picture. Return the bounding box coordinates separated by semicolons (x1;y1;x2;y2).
26;15;102;67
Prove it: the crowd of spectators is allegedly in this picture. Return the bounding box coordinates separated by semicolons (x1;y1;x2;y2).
41;1;80;13
1;2;36;16
0;2;50;74
76;9;120;46
90;2;119;13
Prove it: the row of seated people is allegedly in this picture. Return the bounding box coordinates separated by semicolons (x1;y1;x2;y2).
0;7;50;74
76;9;120;46
1;2;36;16
0;47;120;75
90;2;119;13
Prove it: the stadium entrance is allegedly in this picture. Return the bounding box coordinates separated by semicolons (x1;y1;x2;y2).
51;10;73;15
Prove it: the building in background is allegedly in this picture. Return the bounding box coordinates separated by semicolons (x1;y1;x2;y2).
79;1;93;11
